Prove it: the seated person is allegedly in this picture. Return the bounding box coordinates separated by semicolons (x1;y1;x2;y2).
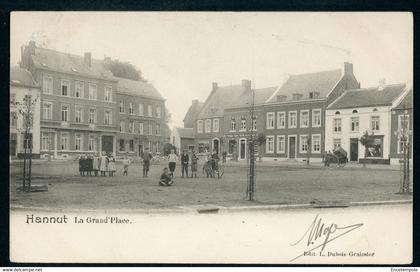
159;168;174;186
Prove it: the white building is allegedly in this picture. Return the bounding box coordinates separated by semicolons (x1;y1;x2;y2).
325;83;409;164
10;67;41;158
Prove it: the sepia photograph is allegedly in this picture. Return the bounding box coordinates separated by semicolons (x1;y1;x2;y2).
9;11;413;264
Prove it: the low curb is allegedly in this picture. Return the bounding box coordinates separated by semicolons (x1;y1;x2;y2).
10;199;412;215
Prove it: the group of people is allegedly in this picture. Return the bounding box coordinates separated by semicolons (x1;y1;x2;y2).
77;152;117;177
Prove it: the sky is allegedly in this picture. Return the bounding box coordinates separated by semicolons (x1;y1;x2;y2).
11;12;413;128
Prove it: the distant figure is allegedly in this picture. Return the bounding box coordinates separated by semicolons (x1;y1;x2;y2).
211;151;219;177
78;155;85;176
159;168;174;186
92;153;100;176
222;151;227;163
190;151;198;178
86;155;93;176
181;150;189;178
108;153;116;176
99;152;108;176
123;155;131;176
142;149;152;177
168;149;178;178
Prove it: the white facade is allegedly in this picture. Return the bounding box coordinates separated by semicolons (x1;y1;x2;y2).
10;85;41;157
325;105;391;161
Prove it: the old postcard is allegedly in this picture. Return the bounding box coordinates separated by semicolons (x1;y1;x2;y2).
9;12;413;264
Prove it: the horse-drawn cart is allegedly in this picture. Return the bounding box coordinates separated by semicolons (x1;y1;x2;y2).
325;146;348;167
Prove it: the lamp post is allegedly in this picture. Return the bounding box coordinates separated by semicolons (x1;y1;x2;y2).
395;110;411;194
246;88;256;201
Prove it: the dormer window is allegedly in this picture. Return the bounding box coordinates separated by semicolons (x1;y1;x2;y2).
352;110;358;114
292;93;303;100
309;92;320;99
335;111;340;115
276;95;287;102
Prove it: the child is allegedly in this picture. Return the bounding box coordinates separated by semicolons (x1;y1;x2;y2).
159;168;174;186
108;153;116;177
168;149;178;178
123;156;130;176
190;151;198;178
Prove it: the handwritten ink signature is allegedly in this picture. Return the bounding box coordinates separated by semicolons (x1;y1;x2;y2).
289;214;363;262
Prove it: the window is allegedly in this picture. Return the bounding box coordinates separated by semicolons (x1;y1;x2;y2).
300;135;308;153
252;117;257;131
333;118;341;133
43;75;53;94
351;117;359;132
88;135;96;151
277;112;286;129
42;102;52;120
312;134;321;153
366;136;383;157
147;105;153;117
398;140;406;154
300;110;309;128
139;104;144;116
266;112;275;129
61;80;70;96
129;102;134;114
88;84;97;100
288;111;297;128
276;95;287;102
197;120;203;133
61;133;69;150
312;109;321;127
120;121;125;132
119;139;125;152
89;109;96;124
139;122;144;135
309;92;320;99
61;105;69;122
104;86;112;102
129;140;134;152
156;107;161;118
75;107;83;123
333;138;341;149
205;119;211;133
398;114;410;131
75;134;82;151
266;136;274;153
119;101;125;113
240;118;247;131
371;116;380;131
213;119;219;133
293;93;303;100
277;135;285;153
41;133;49;150
75;81;84;98
149;123;153;135
104;110;112;125
129;121;134;133
230;118;236;131
156;124;161;135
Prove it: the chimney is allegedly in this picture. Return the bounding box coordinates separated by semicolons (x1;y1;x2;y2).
84;52;92;68
378;78;386;91
242;79;251;91
344;62;353;75
212;82;218;91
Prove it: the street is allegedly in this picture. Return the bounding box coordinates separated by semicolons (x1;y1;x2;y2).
10;160;412;210
10;204;412;263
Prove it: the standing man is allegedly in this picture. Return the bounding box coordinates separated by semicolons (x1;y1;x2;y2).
168;148;178;178
190;150;198;178
142;148;152;178
181;150;189;178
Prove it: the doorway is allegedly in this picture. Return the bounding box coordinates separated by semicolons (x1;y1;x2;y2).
213;138;219;154
289;136;296;158
239;138;246;159
138;144;143;157
350;138;359;161
101;136;113;154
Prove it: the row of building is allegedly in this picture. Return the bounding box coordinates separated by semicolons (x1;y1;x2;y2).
10;41;169;159
172;62;412;165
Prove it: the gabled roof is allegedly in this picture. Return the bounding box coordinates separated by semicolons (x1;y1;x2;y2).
394;89;413;110
10;66;39;88
183;100;204;123
328;83;407;110
30;47;115;80
266;69;342;103
227;86;278;109
175;127;194;139
115;76;164;100
197;84;247;119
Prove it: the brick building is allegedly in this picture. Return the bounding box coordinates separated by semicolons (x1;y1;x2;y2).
116;77;166;157
261;62;360;162
183;99;203;128
10;66;41;159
